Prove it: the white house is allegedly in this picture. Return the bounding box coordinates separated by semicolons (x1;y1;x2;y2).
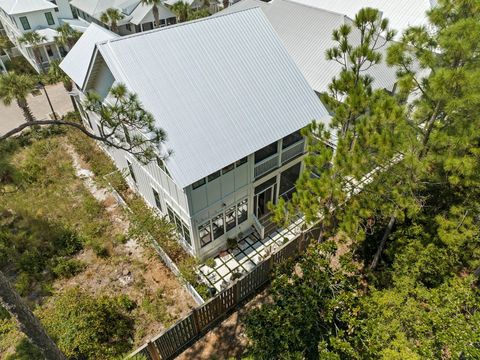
70;0;177;35
60;10;330;260
219;0;415;95
290;0;436;39
0;0;81;72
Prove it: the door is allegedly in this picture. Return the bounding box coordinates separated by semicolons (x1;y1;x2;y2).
254;177;277;219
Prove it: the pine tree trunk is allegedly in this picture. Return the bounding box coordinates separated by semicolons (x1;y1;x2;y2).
370;215;396;270
0;271;66;360
17;99;36;123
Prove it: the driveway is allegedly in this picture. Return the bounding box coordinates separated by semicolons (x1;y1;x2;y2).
0;83;73;136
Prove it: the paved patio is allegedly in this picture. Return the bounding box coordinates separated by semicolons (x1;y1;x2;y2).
198;216;304;292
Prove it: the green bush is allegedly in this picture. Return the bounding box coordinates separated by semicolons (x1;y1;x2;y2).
39;288;135;359
52;258;86;278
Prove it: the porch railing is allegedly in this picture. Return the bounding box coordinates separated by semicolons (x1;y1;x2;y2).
254;154;279;178
281;140;305;165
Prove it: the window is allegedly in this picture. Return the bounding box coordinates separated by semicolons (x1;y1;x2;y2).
127;160;136;183
160;19;166;27
192;178;206;189
236;157;248;167
282;130;303;149
212;214;224;240
183;224;191;245
199;222;212;247
254;142;278;163
45;12;55;25
225;206;236;232
152;188;162;211
222;163;234;175
19;16;30;30
123;125;131;144
126;23;132;31
207;171;221;182
237;199;248;224
45;45;53;57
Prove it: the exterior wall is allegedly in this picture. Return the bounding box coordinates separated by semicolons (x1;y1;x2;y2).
0;6;64;72
76;60;306;261
50;0;73;19
187;151;305;260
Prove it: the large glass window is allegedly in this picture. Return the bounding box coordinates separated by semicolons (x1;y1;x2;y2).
45;12;55;25
254;142;278;163
199;222;212;247
19;16;30;30
280;162;301;201
282;130;303;149
225;206;236;232
212;213;224;240
127;160;136;183
183;224;191;245
237;199;248;224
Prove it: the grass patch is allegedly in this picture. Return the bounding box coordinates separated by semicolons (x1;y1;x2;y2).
0;129;112;299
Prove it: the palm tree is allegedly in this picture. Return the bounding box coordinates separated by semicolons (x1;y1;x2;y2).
100;8;124;33
172;1;192;22
0;72;36;122
55;23;81;50
19;32;47;69
141;0;162;28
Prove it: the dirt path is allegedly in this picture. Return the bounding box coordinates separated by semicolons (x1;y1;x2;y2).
54;145;197;345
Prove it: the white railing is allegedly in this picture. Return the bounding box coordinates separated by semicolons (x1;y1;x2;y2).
281;140;305;164
254;154;279;178
252;214;265;239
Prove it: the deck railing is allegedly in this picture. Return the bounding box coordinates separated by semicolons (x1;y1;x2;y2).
254;153;279;179
281;140;305;164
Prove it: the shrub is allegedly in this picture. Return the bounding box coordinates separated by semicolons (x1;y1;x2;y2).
39;288;135;359
52;258;85;278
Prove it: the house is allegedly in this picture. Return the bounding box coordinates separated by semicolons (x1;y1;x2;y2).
60;9;330;260
0;0;81;72
291;0;436;38
70;0;177;35
219;0;408;95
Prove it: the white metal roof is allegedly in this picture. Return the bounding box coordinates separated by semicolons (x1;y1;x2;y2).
70;0;139;18
291;0;435;38
0;0;56;15
60;24;119;88
92;8;329;188
219;0;399;94
129;3;176;25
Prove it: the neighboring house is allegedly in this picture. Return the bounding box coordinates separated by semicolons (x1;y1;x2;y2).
60;10;330;260
70;0;177;35
291;0;436;38
219;0;409;95
0;0;81;72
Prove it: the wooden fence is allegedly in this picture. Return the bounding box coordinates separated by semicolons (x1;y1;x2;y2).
129;230;311;360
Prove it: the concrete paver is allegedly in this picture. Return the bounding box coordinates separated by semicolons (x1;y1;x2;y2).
0;83;73;136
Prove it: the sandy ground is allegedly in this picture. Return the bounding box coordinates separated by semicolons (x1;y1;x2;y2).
52;144;197;345
177;291;270;360
0;83;73;135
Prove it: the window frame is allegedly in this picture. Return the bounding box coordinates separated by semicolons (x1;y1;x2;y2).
192;178;206;190
237;199;248;224
199;222;212;247
207;171;221;182
19;16;30;30
152;188;162;211
45;12;55;26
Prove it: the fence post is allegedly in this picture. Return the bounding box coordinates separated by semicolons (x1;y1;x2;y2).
192;308;202;335
146;341;161;360
235;279;241;303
